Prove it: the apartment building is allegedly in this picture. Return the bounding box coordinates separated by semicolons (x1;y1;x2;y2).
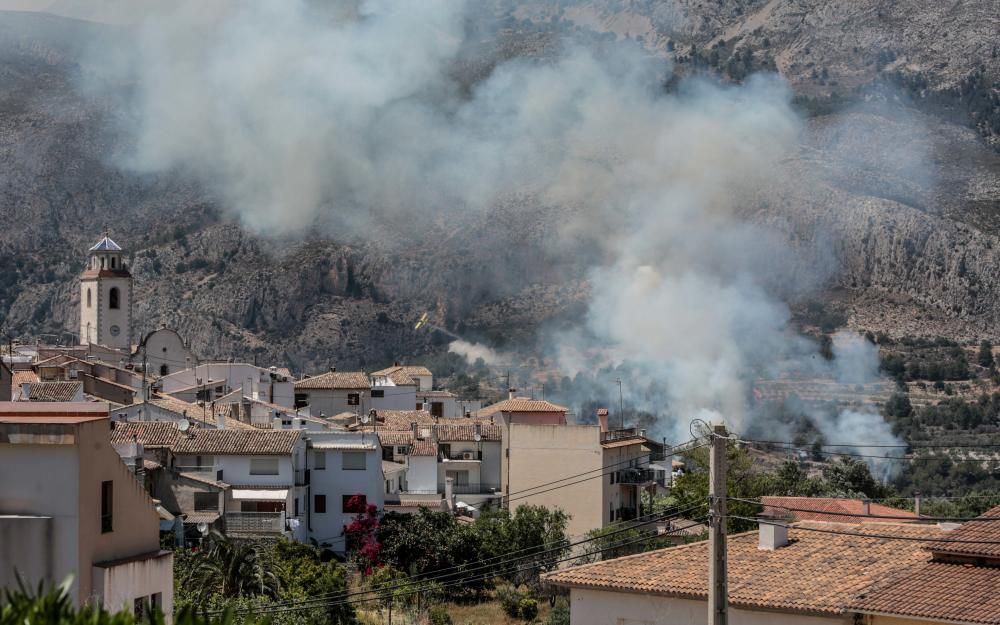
0;402;173;620
293;369;371;417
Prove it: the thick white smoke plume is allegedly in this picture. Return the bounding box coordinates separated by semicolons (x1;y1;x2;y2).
86;0;900;457
448;340;506;367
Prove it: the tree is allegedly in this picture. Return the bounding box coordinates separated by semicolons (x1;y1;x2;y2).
979;340;994;368
271;541;354;625
345;499;381;575
183;531;280;600
475;505;570;591
821;458;891;499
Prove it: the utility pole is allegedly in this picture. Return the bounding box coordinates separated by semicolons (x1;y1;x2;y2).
708;423;728;625
616;377;624;430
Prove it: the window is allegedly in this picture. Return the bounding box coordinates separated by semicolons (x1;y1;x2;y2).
150;593;162;613
314;495;327;513
86;289;91;308
250;458;280;475
446;470;469;486
342;452;366;470
100;257;106;269
109;287;120;310
294;393;309;409
343;494;367;513
194;492;218;512
314;451;326;470
101;480;113;533
111;257;116;269
134;597;145;620
385;480;391;493
294;497;299;517
347;393;360;406
371;389;384;398
430;402;443;418
159;364;169;376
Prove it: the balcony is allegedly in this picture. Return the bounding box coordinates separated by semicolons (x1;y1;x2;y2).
615;506;639;522
601;427;643;443
295;469;310;486
439;452;481;462
438;482;501;495
225;512;285;535
614;467;656;485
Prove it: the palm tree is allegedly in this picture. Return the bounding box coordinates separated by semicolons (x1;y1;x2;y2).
188;531;280;600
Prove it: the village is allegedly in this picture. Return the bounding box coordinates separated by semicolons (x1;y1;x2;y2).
2;235;1000;625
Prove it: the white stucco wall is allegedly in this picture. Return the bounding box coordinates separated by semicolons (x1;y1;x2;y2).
569;588;850;625
296;388;369;418
212;455;295;488
370;384;417;410
306;434;384;553
0;441;81;600
139;329;195;377
93;552;174;623
406;456;439;493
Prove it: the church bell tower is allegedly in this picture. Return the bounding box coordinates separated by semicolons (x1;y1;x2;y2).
80;233;133;351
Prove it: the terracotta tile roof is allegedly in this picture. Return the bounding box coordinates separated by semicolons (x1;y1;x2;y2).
925;504;1000;558
110;421;182;448
476;398;567;416
11;370;39;398
545;522;944;615
377;431;415;447
295;371;371;390
852;560;1000;624
374;410;436;430
172;429;301;455
600;437;647;449
132;396;256;431
373;365;432;380
410;440;438;457
761;497;921;524
434;423;502;442
26;381;82;402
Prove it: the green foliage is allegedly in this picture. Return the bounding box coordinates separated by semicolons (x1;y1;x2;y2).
545;599;569;625
979;340;995;368
180;531;280;600
517;598;539;621
495;586;524;619
821;458;891;499
0;579;268;625
365;566;411;611
428;605;453;625
579;526;665;563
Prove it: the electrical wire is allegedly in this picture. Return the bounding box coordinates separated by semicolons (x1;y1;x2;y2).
209;514;710;617
726;496;1000;523
230;504;706;613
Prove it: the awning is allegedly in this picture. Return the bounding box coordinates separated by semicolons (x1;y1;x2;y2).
231;488;288;501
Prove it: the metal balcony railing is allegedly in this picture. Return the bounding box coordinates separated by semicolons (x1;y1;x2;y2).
438;482;501;495
601;428;641;443
614;467;657;485
225;512;285;534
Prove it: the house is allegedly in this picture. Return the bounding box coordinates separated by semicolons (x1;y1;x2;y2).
370;365;421;410
416;389;482;419
303;430;385;554
545;518;949;625
9;367;38;400
477;395;568;425
501;422;604;537
293;369;371;417
0;402;173;620
851;504;1000;624
157;362;294;407
372;364;433;392
114;422;307;542
115;395;255;430
761;496;921;523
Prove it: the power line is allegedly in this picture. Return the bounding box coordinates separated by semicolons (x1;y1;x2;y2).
212;515;710;617
236;503;707;613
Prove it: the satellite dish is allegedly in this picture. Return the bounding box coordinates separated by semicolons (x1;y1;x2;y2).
474;433;482;442
178;419;191;432
197;522;209;535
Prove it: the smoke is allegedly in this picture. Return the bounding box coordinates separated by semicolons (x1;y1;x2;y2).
77;0;901;459
448;340;506;367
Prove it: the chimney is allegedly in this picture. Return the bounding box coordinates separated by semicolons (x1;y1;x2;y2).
216;410;226;429
411;421;419;439
330;366;336;372
914;491;921;517
508;388;517;400
445;477;455;511
861;499;871;517
758;515;789;550
394;361;400;367
597;408;609;433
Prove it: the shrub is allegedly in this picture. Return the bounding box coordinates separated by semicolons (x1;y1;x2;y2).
518;597;539;621
546;598;570;625
429;605;453;625
496;585;524;618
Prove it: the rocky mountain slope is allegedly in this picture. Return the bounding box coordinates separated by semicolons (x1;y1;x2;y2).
1;4;999;374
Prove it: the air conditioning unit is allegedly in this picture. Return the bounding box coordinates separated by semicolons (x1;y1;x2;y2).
461;451;475;460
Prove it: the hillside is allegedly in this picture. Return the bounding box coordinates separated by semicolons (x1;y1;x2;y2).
0;3;999;375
